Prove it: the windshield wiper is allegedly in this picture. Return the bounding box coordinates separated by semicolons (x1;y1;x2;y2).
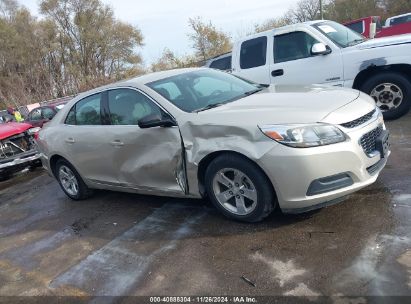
244;88;263;96
347;38;365;47
193;102;226;113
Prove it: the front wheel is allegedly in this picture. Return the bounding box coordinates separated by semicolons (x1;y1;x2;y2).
360;72;411;120
205;154;275;222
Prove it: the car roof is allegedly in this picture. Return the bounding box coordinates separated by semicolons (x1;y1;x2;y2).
123;67;205;85
60;67;210;106
387;12;411;21
242;19;325;40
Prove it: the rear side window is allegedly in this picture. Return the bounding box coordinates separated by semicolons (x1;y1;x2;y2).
240;36;267;69
29;108;42;121
108;89;161;125
345;21;364;34
274;31;320;63
65;93;102;125
210;56;232;70
42;107;55;119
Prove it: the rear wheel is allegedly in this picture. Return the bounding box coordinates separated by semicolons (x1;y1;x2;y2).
205;154;275;222
360;72;411;120
55;159;92;200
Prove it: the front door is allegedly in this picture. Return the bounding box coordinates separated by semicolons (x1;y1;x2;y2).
270;30;344;86
104;88;185;194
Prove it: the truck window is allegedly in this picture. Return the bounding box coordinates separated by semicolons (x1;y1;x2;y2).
389;15;411;26
274;31;320;63
210;56;232;70
345;21;364;34
240;36;267;69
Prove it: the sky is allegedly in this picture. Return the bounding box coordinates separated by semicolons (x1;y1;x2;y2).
19;0;299;65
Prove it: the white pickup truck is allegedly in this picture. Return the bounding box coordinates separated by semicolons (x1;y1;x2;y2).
205;20;411;119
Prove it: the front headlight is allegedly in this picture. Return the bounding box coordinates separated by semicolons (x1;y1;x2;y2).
27;127;41;135
259;123;346;148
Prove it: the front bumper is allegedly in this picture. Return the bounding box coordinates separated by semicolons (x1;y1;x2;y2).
0;150;41;172
257;116;389;213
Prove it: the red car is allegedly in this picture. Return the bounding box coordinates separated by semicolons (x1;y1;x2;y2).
0;121;41;180
26;102;67;128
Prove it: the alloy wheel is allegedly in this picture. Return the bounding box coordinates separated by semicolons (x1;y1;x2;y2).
58;165;79;196
212;168;257;216
370;82;403;112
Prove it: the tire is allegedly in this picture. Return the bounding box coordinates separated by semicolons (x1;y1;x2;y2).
360;72;411;120
204;154;275;222
55;159;92;200
0;171;11;182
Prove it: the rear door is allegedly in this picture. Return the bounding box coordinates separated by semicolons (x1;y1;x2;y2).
62;92;118;184
104;88;185;194
233;35;270;84
269;30;344;86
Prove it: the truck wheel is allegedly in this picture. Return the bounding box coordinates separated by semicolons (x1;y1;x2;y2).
205;154;275;222
360;72;411;120
55;159;92;200
0;171;11;182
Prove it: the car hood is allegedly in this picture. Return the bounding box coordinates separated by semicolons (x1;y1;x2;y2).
357;34;411;50
195;85;363;124
0;122;32;140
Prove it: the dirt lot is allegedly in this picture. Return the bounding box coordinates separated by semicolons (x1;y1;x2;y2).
0;115;410;302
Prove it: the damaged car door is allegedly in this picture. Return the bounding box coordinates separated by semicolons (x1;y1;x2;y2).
104;88;186;195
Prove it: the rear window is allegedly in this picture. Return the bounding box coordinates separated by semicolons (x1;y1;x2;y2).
240;36;267;69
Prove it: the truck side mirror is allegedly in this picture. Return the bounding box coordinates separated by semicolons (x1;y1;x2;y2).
311;43;332;55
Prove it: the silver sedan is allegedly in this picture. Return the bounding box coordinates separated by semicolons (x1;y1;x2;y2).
36;68;390;222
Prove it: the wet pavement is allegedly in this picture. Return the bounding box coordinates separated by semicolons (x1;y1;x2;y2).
0;115;410;301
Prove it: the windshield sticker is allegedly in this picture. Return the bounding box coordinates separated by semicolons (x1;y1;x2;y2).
318;25;337;33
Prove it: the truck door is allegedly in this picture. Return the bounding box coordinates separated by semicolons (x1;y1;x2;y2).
232;35;271;84
269;30;344;87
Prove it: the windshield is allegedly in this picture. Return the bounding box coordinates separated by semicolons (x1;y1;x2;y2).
146;69;261;112
313;21;365;48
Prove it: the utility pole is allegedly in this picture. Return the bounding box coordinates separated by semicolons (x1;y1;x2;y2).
320;0;324;20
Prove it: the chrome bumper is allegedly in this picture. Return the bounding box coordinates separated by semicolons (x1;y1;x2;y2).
0;151;41;170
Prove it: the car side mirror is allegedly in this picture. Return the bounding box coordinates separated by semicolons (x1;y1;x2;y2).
138;113;176;129
311;43;332;55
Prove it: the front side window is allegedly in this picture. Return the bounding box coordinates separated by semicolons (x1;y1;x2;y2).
240;36;267;69
147;69;261;113
65;93;102;125
274;31;320;63
313;21;365;48
108;89;161;125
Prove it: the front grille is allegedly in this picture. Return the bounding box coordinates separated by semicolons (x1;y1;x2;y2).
360;125;383;155
341;109;376;129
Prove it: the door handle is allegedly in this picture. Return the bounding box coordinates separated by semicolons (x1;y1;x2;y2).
65;138;75;144
110;140;124;147
271;69;284;77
